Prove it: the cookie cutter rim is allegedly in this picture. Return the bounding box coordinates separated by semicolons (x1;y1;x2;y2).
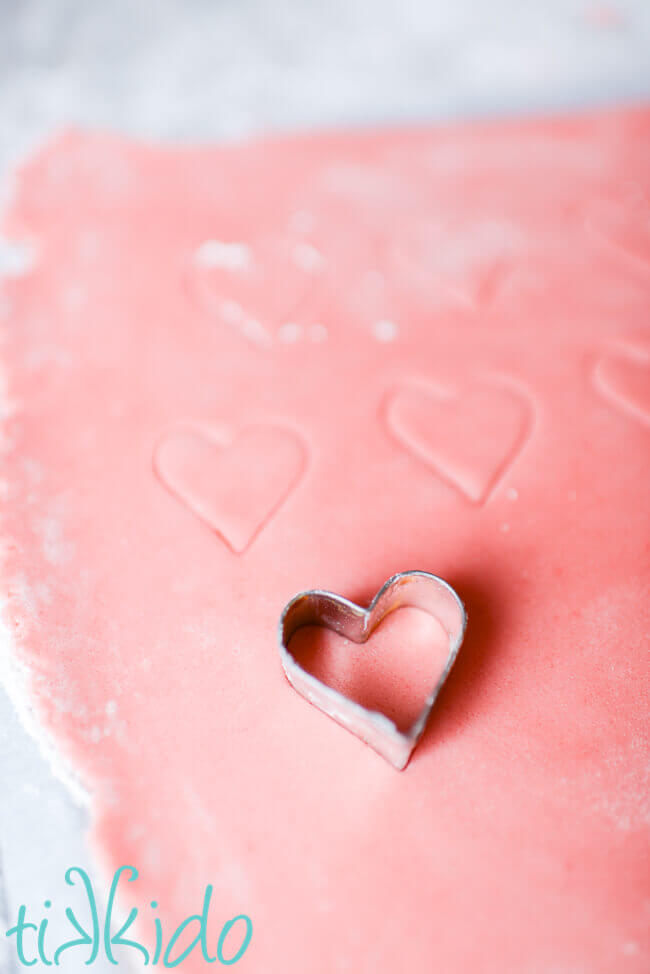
278;570;467;770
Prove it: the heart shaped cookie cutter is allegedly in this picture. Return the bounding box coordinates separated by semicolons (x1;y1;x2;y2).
278;570;467;770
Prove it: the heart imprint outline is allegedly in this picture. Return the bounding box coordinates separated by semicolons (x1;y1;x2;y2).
153;422;306;553
278;571;467;770
592;344;650;428
385;378;532;504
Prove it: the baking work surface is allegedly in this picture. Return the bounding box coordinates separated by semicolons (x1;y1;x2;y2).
1;109;649;971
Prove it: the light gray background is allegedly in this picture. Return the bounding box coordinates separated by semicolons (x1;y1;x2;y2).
1;2;649;969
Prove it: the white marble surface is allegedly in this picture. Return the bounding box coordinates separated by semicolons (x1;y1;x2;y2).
1;0;650;175
0;0;649;964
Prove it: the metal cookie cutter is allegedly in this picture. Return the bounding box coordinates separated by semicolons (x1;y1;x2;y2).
278;570;467;770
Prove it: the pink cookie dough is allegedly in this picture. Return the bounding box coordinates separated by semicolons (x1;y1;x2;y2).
1;108;649;972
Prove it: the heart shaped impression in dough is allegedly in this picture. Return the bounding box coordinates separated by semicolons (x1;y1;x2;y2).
278;571;467;770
